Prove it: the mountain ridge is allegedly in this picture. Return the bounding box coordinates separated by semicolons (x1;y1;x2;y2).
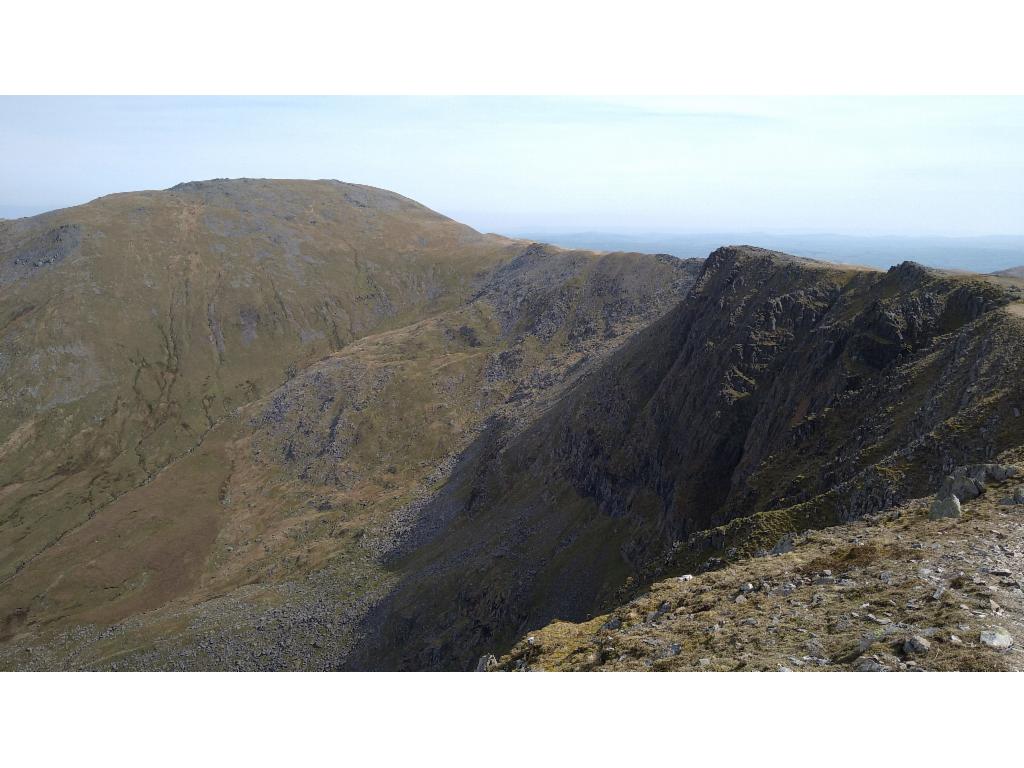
2;181;1023;670
342;247;1024;669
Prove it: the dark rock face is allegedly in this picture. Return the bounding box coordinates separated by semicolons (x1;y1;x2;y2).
345;247;1024;671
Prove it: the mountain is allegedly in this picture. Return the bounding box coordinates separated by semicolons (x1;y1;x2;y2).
0;180;699;668
2;182;1023;671
0;179;522;649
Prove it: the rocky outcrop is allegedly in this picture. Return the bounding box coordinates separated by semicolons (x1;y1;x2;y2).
929;463;1019;519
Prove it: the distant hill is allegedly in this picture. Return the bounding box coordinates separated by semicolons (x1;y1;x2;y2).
993;265;1024;278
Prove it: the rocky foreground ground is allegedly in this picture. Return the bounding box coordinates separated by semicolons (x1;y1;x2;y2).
491;460;1024;671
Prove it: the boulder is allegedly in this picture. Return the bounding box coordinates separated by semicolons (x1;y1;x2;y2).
939;470;982;502
475;654;499;672
903;635;931;656
938;464;1021;505
853;656;888;672
984;464;1020;482
980;628;1014;650
929;494;962;520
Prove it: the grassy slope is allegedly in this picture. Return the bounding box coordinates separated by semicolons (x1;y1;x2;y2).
0;179;520;592
0;229;699;668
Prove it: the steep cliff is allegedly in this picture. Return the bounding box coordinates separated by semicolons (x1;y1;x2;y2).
345;247;1024;670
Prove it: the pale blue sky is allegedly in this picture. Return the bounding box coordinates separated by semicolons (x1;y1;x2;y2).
1;96;1022;236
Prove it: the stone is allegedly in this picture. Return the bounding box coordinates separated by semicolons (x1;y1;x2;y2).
475;654;498;672
678;574;694;582
770;535;795;556
602;617;622;631
740;582;755;593
853;657;887;672
980;627;1014;650
949;634;963;645
929;494;962;520
986;464;1019;482
1015;487;1024;504
903;635;931;656
805;638;828;658
939;470;981;502
846;633;878;661
933;464;1018;509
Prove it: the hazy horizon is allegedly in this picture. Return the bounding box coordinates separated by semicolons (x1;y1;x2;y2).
507;230;1024;272
2;97;1024;243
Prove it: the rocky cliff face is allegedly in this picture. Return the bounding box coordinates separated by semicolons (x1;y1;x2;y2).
343;247;1024;670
